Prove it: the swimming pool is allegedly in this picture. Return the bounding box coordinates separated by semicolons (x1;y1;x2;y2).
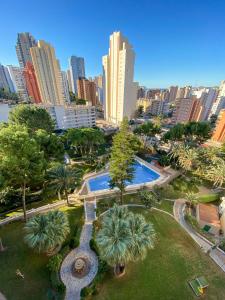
87;160;160;192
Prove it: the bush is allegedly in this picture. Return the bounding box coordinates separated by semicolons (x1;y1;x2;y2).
47;254;63;272
69;237;79;249
90;238;99;255
50;271;66;292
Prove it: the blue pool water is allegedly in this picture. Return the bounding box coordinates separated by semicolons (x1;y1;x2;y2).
88;160;160;192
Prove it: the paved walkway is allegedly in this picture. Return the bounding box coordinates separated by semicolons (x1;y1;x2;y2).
174;199;225;272
60;200;98;300
0;292;6;300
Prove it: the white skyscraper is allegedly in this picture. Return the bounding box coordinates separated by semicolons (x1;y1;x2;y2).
209;81;225;117
61;71;70;104
102;31;137;125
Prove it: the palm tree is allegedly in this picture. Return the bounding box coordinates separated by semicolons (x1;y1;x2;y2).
48;165;82;205
206;157;225;187
185;192;197;208
169;144;198;172
96;205;155;276
24;210;70;255
138;189;158;208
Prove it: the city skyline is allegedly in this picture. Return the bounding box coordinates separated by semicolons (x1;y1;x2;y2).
1;0;225;87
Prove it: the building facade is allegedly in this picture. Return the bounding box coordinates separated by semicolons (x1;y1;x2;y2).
16;32;37;68
43;104;96;130
23;61;42;103
169;86;178;102
30;40;65;105
7;65;29;101
77;77;97;106
211;109;225;143
61;71;70;104
0;64;15;92
69;56;85;95
102;31;137;124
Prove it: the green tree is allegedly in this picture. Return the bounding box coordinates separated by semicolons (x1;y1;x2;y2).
0;124;45;221
9;104;55;133
24;210;70;254
35;129;65;162
109;118;139;204
169;143;198;171
206;157;225;187
48;165;82;205
138;188;158;208
134;121;161;148
96;205;155;276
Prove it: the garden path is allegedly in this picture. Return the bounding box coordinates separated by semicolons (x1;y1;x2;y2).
60;200;98;300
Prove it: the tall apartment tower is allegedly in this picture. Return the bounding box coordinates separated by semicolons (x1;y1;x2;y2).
16;32;37;68
69;56;85;95
30;40;65;105
66;69;73;92
102;31;137;125
0;64;15;92
212;109;225;143
61;71;70;104
77;77;97;106
7;65;29;101
23;61;42;104
169;86;178;102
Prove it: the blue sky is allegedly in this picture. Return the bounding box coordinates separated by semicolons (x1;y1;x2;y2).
1;0;225;88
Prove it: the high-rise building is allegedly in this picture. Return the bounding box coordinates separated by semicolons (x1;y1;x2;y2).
77;77;97;106
102;31;137;124
211;109;225;143
137;86;146;99
176;87;186;99
0;64;15;92
7;65;29;101
169;86;178;102
16;32;37;68
146;89;161;99
30;40;65;105
209;81;225;117
94;75;103;88
61;71;70;104
172;97;195;124
69;56;85;95
67;69;73;92
23;61;42;104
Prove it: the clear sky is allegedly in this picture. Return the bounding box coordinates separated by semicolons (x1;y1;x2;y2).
1;0;225;88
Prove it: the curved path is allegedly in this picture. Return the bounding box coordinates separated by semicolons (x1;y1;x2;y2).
174;199;225;272
0;292;6;300
60;201;98;300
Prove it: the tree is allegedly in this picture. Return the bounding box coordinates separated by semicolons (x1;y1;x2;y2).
138;189;158;208
96;205;155;276
0;237;6;252
169;143;198;171
48;165;82;205
185;192;197;208
109;118;139;204
134;121;161;149
206;157;225;187
24;210;70;255
35;129;65;162
0;124;45;221
9;104;55;133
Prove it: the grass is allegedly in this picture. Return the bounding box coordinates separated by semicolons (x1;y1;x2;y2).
196;194;220;203
92;208;225;300
0;205;83;300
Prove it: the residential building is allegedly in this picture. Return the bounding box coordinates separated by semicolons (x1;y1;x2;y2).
146;89;161;99
77;77;97;106
42;104;96;130
23;61;42;104
66;69;73;92
172;97;195;124
0;64;15;92
61;71;70;104
30;40;65;105
209;81;225;117
169;86;178;102
149;99;169;116
16;32;37;68
160;89;170;101
137;86;146;99
69;56;85;94
102;31;137;124
0;103;11;122
94;75;103;88
211;109;225;143
136;98;151;112
7;65;29;101
176;87;185;99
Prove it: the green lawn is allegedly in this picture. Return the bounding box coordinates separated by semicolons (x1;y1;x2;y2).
0;205;83;300
196;193;220;203
92;208;225;300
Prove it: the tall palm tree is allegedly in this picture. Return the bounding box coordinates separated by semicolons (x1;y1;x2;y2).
48;165;82;205
169;144;198;172
24;210;70;255
96;205;155;276
206;157;225;187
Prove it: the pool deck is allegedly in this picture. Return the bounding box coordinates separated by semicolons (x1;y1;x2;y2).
78;156;180;199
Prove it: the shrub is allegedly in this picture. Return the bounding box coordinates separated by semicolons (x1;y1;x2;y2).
50;271;66;292
69;237;79;249
90;238;99;255
47;254;63;272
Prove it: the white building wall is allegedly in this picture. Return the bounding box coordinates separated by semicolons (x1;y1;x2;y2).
7;65;29;101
